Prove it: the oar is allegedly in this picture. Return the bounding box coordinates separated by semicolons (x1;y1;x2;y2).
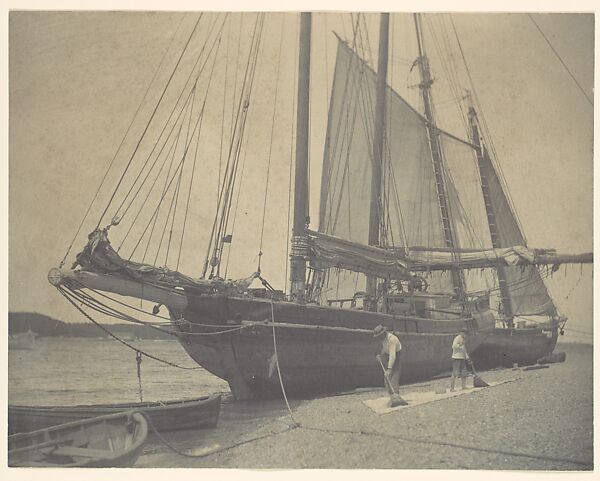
376;357;407;407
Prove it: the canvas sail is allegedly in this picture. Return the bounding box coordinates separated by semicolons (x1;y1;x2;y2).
477;148;557;317
318;38;484;298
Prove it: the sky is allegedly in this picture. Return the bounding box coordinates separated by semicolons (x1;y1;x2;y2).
7;9;594;342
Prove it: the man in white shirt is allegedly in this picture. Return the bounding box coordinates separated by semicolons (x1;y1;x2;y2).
374;325;402;395
450;328;470;391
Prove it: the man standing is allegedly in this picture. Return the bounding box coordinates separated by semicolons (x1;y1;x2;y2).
450;328;470;391
373;325;402;395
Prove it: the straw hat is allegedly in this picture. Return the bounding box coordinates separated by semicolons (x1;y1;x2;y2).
373;325;387;338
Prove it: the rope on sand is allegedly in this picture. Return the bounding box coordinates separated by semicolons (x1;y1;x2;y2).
261;320;591;469
143;412;296;459
144;411;590;468
297;425;592;468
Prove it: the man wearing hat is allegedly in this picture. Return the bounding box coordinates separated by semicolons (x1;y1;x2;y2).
450;328;470;391
374;325;402;395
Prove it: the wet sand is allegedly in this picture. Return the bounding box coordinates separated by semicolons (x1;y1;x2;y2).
136;342;593;470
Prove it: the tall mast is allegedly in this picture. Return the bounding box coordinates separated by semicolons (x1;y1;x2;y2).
413;13;465;297
468;106;514;327
290;12;312;301
366;12;390;309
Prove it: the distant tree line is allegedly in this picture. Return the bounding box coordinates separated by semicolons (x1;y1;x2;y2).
8;312;175;340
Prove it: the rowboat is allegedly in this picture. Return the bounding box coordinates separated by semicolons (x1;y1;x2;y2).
8;410;148;467
9;394;221;435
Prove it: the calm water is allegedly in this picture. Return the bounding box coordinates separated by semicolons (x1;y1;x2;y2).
8;337;230;406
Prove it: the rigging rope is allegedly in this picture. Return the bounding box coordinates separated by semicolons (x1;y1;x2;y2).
205;13;265;279
284;15;299;294
176;87;203;270
162;98;195;267
59;14;187;269
448;14;528;244
125;119;187;258
97;14;204;229
257;14;286;274
57;286;201;370
125;109;189;259
222;135;250;279
63;284;248;337
115;14;228;229
122;97;211;261
527;13;593;106
152;101;188;266
165;35;223;269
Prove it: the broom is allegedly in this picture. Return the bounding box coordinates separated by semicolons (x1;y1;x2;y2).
467;358;489;388
377;357;408;407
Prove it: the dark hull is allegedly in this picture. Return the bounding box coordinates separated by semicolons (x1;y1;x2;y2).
9;411;148;467
470;326;559;369
9;394;221;435
172;293;496;400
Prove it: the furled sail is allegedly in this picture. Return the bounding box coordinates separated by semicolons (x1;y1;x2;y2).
477;148;557;316
308;230;412;280
318;37;481;296
308;229;591;274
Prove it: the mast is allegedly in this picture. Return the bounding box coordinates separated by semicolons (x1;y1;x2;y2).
468;106;514;327
413;13;465;297
366;12;390;309
290;12;312;301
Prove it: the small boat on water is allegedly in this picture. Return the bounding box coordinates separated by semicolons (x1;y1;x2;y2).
9;329;37;350
9;394;221;435
8;410;148;467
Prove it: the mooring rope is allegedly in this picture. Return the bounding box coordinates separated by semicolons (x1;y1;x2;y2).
143;412;295;459
270;301;298;427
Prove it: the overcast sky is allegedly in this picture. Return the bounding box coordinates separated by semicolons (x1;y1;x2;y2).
8;10;593;342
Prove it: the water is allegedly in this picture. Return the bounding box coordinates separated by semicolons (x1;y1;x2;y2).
9;337;304;467
8;337;230;406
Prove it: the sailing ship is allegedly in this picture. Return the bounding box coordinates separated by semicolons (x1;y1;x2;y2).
48;12;592;400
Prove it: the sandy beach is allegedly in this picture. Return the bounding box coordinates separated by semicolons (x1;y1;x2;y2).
136;342;593;470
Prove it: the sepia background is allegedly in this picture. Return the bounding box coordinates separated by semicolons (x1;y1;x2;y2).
3;0;597;477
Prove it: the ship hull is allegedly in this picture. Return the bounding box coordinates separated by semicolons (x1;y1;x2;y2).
171;293;495;400
470;326;559;369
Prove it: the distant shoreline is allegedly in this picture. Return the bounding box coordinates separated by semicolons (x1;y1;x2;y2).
9;311;592;344
8;312;176;341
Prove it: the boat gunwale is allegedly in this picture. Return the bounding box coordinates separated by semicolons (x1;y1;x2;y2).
9;411;148;467
9;393;221;412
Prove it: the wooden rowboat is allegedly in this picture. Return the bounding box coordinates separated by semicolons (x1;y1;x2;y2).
9;410;148;467
9;394;221;435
